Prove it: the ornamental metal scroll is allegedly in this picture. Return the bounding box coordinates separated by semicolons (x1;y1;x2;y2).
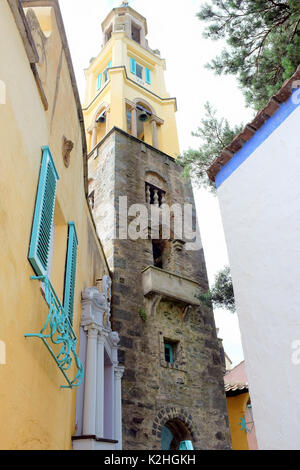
25;276;84;389
239;404;254;434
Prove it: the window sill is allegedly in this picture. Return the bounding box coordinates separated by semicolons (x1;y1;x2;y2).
160;359;187;373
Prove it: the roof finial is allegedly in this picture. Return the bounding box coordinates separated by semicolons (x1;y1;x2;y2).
121;1;129;6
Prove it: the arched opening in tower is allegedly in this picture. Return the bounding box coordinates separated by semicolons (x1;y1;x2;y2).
136;103;152;142
161;418;192;450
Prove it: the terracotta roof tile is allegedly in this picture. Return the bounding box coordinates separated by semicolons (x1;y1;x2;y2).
224;382;248;393
219;149;233;166
264;97;281;117
251;109;268;130
226;134;244;154
239;125;256;142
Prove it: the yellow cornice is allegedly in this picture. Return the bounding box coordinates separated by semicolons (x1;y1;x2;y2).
83;66;177;113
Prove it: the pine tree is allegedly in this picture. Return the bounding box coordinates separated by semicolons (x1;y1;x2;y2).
179;102;243;192
199;0;300;110
198;266;236;313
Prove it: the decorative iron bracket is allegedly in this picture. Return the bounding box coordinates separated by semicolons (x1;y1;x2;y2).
25;276;84;389
239;405;254;434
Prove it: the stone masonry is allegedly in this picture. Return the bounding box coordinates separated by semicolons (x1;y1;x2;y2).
88;127;231;450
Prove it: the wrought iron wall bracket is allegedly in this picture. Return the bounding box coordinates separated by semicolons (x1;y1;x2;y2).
25;276;84;389
239;404;254;434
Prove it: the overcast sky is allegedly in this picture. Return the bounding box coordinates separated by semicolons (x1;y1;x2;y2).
59;0;253;366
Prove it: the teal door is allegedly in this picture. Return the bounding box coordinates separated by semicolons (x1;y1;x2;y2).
161;426;173;450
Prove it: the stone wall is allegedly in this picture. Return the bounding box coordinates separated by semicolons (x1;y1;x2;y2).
88;128;231;450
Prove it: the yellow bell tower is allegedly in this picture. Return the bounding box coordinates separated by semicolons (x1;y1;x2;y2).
83;2;180;158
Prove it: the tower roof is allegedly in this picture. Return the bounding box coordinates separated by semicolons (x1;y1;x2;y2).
101;3;148;36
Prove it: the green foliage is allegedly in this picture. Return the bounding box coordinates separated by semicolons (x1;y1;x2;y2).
138;307;147;322
198;266;236;313
198;290;214;309
178;102;243;192
198;0;300;110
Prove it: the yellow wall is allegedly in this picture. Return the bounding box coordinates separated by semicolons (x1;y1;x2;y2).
226;393;250;451
0;3;108;450
83;27;180;158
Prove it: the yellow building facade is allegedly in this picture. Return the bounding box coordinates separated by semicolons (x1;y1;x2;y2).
0;0;110;450
226;392;250;450
225;362;258;450
83;4;180;158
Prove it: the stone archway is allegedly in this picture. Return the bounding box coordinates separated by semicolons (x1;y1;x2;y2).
152;406;199;449
162;418;192;450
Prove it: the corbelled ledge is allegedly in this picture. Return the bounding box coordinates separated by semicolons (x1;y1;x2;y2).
142;266;200;305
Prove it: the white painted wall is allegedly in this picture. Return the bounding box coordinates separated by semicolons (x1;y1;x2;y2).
217;104;300;450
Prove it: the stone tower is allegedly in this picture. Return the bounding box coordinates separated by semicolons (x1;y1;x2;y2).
84;3;231;450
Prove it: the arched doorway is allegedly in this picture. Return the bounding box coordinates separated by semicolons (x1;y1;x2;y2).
161;418;193;450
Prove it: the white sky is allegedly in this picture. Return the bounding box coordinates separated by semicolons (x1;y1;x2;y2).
59;0;254;366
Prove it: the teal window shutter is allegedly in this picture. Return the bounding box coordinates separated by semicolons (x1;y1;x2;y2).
63;222;78;325
104;62;112;82
145;67;151;84
96;73;102;90
130;58;136;75
28;146;59;276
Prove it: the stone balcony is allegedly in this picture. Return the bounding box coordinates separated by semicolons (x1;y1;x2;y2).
141;266;201;306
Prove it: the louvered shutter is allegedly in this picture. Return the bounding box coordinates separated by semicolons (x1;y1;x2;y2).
96;73;102;90
130;58;136;75
145;67;151;84
63;222;78;325
28;146;59;276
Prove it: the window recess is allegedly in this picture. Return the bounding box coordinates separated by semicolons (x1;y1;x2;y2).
164;342;174;364
136;63;143;79
131;23;141;44
130;59;151;85
164;340;179;365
